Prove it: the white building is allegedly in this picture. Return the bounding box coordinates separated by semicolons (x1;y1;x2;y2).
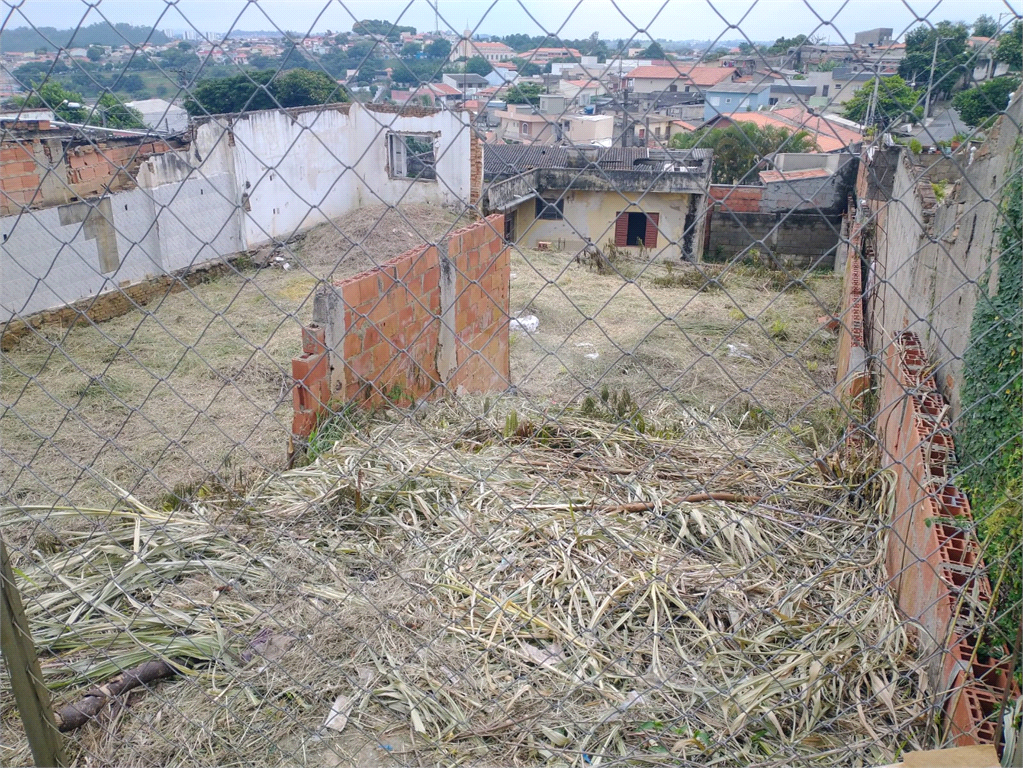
125;99;189;134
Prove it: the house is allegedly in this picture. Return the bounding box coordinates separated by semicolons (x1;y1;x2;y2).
124;98;188;134
703;82;772;121
560;114;614;146
442;73;490;95
968;36;1010;82
391;82;463;107
495;104;558;144
702;107;862;153
625;65;735;95
451;33;516;62
854;28;893;46
487;64;518;86
518;46;583;65
483;144;714;260
559;79;606;106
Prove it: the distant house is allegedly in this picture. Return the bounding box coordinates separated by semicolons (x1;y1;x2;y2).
483;143;714;260
442;73;489;95
702;107;862;153
625;65;735;95
124;98;188;134
559;79;606;106
518;46;583;65
702;82;772;121
451;33;516;62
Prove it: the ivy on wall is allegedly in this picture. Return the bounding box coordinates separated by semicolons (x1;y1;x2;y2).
958;140;1022;645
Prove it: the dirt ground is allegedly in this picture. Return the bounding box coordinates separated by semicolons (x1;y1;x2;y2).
0;204;463;508
508;247;843;438
1;211;841;510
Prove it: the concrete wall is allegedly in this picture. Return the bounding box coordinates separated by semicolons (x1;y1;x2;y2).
293;216;510;437
509;189;706;261
1;103;478;326
706;210;843;267
868;92;1022;418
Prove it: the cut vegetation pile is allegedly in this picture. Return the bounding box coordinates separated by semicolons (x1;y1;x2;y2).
2;398;929;767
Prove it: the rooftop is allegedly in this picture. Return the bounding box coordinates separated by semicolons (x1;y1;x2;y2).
627;65;735;87
759;167;833;183
484;143;712;177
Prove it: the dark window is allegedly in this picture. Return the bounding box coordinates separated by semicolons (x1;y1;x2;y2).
536;197;564;220
668;84;678;92
504;210;515;241
615;211;659;248
822;84;830;96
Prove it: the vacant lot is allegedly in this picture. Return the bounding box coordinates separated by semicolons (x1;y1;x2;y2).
2;215;841;510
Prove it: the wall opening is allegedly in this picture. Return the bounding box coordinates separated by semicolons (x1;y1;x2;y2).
535;197;564;220
388;132;438;181
616;211;658;248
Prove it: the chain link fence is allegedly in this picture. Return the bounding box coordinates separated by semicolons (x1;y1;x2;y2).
1;2;1021;766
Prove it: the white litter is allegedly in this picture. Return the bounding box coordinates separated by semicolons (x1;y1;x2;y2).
574;342;594;347
509;315;539;334
727;343;755;361
585;352;599;360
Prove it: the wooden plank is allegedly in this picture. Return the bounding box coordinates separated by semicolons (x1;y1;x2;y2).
0;535;66;767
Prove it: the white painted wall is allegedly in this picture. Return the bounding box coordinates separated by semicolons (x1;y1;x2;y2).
1;103;472;323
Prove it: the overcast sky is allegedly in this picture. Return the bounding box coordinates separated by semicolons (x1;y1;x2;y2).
3;0;1020;45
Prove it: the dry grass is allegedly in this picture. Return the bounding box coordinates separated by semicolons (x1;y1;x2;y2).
0;205;461;509
508;249;844;446
1;399;930;767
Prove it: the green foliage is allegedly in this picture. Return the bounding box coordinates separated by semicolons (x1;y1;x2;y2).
639;41;666;60
842;75;922;127
898;21;970;100
14;81;88;122
767;34;807;54
184;68;347;116
958;142;1023;645
389;59;441;85
504;82;544;105
580;386;647;432
952;76;1022;126
0;22;169;52
669;122;814;184
510;58;543;77
973;14;999;38
95;93;145;128
464;56;493;76
86;45;104;62
352;19;415;41
425;39;452;59
401;41;422;58
908;138;923;154
997;21;1022;70
306;404;363;462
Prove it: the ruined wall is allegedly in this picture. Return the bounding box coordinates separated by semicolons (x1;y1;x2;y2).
868;96;1021;418
292;216;509;437
1;103;476;328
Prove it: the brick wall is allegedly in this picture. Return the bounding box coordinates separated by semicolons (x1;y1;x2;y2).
876;332;1015;745
1;137;173;216
835;196;870;412
292;215;510;438
709;184;762;212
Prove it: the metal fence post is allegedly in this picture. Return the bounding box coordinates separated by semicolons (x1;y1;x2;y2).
0;535;66;768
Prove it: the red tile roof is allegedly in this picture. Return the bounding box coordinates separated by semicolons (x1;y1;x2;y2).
627;65;734;87
711;110;861;153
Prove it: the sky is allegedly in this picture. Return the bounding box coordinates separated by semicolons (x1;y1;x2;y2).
2;0;1020;45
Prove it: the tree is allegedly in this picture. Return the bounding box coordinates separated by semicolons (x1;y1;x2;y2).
504;82;543;105
639;41;665;59
184;69;348;115
952;76;1022;125
670;122;814;184
14;81;88;121
464;56;492;76
973;14;999;38
401;41;422;58
352;19;415;41
898;21;969;100
87;45;104;62
94;92;145;128
425;38;451;59
768;34;807;54
178;41;193;51
120;73;147;96
843;75;922;127
997;21;1022;70
271;69;346;107
510;57;543;77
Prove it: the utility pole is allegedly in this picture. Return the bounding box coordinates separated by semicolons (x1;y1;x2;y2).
864;65;880;130
923;35;951;121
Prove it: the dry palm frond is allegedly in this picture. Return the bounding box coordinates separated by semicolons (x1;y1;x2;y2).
1;398;929;767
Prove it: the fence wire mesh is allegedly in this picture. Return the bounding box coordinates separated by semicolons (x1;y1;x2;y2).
1;1;1021;766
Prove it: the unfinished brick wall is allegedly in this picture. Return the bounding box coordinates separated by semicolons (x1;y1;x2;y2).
835;196;870;411
877;331;1015;746
1;137;173;216
708;184;763;213
292;215;510;438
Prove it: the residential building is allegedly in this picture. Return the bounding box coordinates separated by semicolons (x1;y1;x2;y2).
703;82;772;121
968;37;1011;82
483;144;714;260
124;98;188;134
560;114;614;146
451;33;516;62
854;28;893;47
560;79;606;107
495;104;558;144
518;46;583;65
390;82;462;107
442;73;489;95
487;65;518;86
702;106;862;153
625;65;736;95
